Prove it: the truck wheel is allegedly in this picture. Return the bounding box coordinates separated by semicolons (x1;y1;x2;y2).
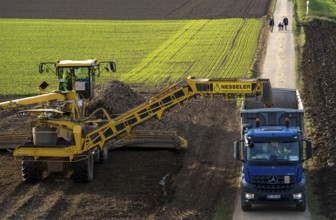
73;154;94;183
98;147;109;163
296;201;306;212
22;160;42;183
242;203;252;211
241;191;252;211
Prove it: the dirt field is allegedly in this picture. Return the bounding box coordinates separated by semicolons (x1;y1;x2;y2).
0;89;241;219
301;20;336;220
0;0;271;20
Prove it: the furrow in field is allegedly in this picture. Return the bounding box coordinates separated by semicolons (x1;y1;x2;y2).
234;19;261;76
140;20;210;84
207;19;245;78
224;19;259;77
122;20;199;83
125;19;256;83
216;19;261;78
221;19;249;77
164;20;211;81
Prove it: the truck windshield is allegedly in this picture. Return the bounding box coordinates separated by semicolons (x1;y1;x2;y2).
247;141;299;164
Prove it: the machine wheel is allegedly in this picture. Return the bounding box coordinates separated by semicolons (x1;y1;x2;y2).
73;153;94;183
94;151;100;163
98;147;109;163
22;160;42;183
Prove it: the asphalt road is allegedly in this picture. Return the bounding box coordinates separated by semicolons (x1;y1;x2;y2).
232;0;311;219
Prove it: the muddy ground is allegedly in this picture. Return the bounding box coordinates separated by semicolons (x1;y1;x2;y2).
301;20;336;220
0;86;241;219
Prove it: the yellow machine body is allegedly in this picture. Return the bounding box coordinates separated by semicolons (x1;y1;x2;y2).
10;77;271;160
0;59;273;182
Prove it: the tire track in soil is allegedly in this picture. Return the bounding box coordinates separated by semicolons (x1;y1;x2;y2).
0;152;81;219
0;184;40;219
0;176;70;219
165;0;193;18
145;98;241;219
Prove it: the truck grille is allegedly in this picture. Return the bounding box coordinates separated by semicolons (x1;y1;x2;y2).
251;175;295;193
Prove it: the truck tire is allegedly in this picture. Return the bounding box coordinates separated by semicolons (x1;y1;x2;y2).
22;160;42;183
296;200;306;212
98;147;109;163
242;203;252;211
73;154;94;183
241;192;252;211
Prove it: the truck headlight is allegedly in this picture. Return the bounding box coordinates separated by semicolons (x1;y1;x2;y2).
245;193;255;200
293;193;303;200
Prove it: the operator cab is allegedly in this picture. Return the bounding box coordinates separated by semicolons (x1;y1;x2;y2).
39;59;116;99
57;65;92;98
56;60;97;99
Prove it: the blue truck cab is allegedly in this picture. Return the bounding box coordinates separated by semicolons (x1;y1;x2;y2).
234;88;312;211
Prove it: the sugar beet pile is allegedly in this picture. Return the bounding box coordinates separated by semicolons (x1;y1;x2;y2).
86;80;145;116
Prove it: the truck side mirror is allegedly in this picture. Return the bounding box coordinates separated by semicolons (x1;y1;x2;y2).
234;140;244;161
303;140;312;161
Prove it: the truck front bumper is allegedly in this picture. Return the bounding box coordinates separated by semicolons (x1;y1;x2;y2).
241;176;306;205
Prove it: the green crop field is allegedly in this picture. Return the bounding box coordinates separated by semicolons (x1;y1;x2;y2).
0;18;262;95
309;0;336;18
296;0;336;20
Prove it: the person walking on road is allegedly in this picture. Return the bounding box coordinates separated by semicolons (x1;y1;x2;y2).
269;17;275;32
283;16;289;30
278;22;284;31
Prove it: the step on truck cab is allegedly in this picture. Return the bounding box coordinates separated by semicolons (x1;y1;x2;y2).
234;88;312;211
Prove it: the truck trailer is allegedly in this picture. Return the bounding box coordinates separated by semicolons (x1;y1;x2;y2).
234;88;312;211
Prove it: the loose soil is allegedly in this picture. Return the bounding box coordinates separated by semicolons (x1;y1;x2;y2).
301;19;336;220
0;83;241;219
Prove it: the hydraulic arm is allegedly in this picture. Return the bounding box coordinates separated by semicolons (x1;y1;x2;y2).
0;93;65;109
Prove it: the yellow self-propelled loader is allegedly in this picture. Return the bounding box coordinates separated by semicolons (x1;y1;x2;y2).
0;59;273;183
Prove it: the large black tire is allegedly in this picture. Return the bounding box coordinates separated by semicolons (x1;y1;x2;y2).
296;199;306;212
94;151;100;163
98;147;109;163
22;160;42;183
242;203;252;211
73;154;94;183
241;191;252;211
